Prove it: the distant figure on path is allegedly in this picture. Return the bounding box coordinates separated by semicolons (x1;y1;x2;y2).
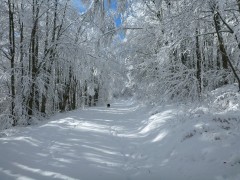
107;104;110;108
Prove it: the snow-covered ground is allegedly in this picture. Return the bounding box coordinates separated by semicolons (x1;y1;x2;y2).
0;91;240;179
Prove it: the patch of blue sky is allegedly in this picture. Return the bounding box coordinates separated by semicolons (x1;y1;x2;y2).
72;0;117;14
72;0;124;39
106;0;124;39
110;0;117;10
114;14;124;39
72;0;87;13
114;14;121;27
102;0;117;10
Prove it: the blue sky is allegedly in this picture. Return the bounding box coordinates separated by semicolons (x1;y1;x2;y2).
72;0;124;39
72;0;117;13
72;0;122;27
72;0;87;13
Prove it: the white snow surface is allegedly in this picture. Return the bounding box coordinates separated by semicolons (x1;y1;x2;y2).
1;98;240;180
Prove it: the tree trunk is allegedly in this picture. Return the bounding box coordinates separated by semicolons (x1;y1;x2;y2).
8;0;16;125
18;2;25;117
28;0;40;118
213;13;228;70
214;13;240;90
195;29;202;94
71;77;77;110
41;0;50;114
88;95;92;107
84;81;88;106
59;67;72;112
93;89;98;106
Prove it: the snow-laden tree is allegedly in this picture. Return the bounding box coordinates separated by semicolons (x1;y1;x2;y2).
122;0;240;104
0;0;126;129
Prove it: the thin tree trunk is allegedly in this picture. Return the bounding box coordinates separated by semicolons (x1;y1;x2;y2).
84;81;88;106
18;2;25;117
28;0;40;118
59;67;72;112
195;29;202;94
41;0;50;114
93;86;99;106
71;77;77;110
213;13;228;70
8;0;16;125
88;95;92;107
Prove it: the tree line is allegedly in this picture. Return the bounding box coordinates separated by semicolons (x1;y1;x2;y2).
121;0;240;103
2;0;239;128
0;0;125;129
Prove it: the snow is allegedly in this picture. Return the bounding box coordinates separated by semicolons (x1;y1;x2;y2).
0;96;240;180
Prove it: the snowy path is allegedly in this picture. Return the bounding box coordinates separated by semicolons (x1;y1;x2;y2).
0;100;152;180
0;100;240;180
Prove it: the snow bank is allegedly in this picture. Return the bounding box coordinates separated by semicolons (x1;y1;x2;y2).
136;84;240;180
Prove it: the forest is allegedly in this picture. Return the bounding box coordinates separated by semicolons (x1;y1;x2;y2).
0;0;127;128
0;0;240;179
1;0;240;129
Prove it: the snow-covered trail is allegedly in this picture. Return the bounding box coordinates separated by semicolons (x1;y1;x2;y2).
0;100;153;180
0;100;240;180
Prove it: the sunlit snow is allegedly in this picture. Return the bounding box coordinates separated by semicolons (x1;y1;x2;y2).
0;99;240;180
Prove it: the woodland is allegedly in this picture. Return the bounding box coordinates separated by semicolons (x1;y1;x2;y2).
1;0;240;129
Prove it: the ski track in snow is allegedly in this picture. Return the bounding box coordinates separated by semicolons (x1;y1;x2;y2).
0;100;240;180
